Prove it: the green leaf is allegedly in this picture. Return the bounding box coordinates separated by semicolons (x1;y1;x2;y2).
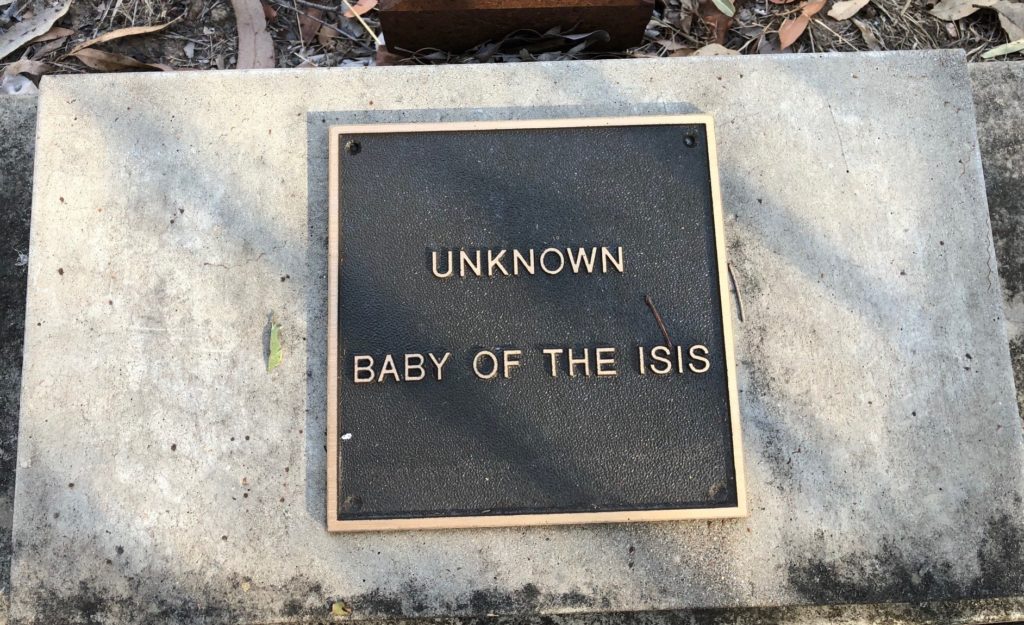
331;601;352;618
267;320;283;373
982;38;1024;58
711;0;737;17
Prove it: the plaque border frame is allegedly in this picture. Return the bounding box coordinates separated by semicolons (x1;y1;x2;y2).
327;115;746;532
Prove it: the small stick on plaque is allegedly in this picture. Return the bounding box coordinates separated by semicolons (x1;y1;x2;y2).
644;294;673;348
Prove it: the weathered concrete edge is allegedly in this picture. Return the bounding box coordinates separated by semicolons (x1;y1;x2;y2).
331;596;1024;624
0;94;38;625
969;60;1024;418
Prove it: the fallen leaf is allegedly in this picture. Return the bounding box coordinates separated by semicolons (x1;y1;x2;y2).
656;38;689;50
827;0;871;20
992;1;1024;40
693;43;740;55
2;58;51;78
1;73;36;95
338;0;382;44
981;37;1024;58
711;0;737;17
26;26;74;45
298;8;323;44
999;15;1024;40
72;48;172;71
698;0;735;44
343;0;378;18
929;0;1023;39
567;40;589;54
267;320;282;373
0;0;72;62
232;0;276;69
32;36;67;59
778;15;809;48
769;0;801;5
68;21;177;56
779;0;826;48
676;0;698;32
852;17;882;50
929;0;996;21
331;601;352;617
261;1;277;21
757;33;782;52
804;0;827;17
317;22;341;48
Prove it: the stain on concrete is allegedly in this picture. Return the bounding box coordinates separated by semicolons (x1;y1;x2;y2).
21;581;242;625
468;584;542;615
354;588;406;618
19;575;339;625
12;566;610;625
787;540;960;604
344;583;596;620
28;594;1019;625
1012;336;1024;423
970;512;1024;596
351;602;1024;624
787;513;1024;604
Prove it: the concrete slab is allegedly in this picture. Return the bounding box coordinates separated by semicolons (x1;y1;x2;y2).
0;95;36;625
970;61;1024;418
11;50;1024;624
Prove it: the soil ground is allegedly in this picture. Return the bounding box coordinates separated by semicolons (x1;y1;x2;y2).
0;0;1017;81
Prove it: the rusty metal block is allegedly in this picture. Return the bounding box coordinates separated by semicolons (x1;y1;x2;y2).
379;0;655;54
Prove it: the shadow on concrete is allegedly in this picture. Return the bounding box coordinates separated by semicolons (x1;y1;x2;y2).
0;95;37;622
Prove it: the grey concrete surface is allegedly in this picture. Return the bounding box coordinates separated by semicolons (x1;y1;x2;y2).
0;95;35;625
10;51;1024;624
971;61;1024;419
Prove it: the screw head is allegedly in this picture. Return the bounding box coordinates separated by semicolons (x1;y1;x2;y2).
341;495;363;512
345;140;362;155
683;134;697;148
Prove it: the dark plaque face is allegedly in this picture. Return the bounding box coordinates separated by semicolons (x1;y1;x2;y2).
327;117;745;531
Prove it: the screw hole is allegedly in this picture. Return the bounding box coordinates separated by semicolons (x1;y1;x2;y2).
683;134;697;148
341;495;363;512
345;140;362;155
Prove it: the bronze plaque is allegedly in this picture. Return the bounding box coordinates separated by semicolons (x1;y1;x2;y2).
327;116;745;531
